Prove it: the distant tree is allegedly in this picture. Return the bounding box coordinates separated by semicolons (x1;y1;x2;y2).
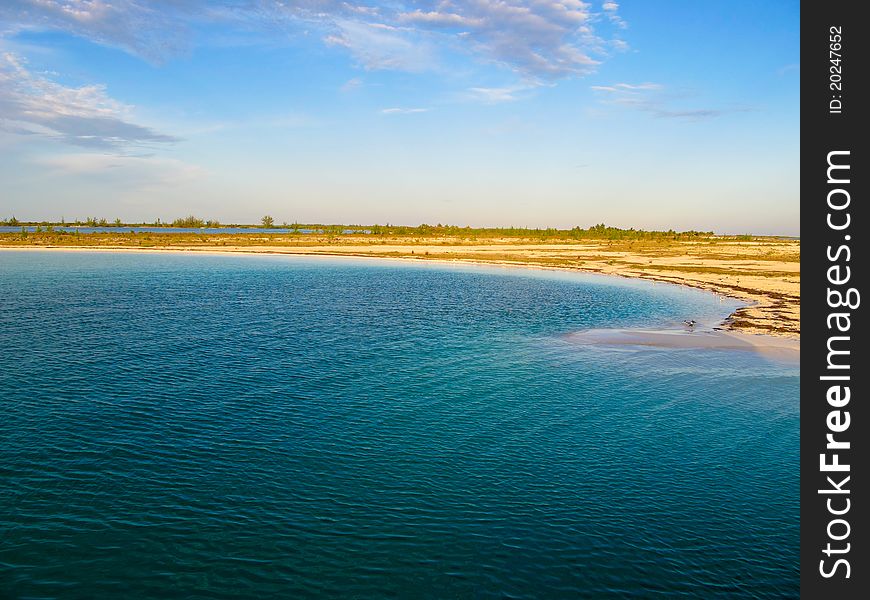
8;216;18;226
172;215;205;228
113;218;122;226
261;215;275;228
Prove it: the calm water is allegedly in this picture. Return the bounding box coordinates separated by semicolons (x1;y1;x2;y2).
0;251;799;598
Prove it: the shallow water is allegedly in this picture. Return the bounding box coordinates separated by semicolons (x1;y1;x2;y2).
0;251;799;598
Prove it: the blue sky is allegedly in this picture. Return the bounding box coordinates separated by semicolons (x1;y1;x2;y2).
0;1;799;234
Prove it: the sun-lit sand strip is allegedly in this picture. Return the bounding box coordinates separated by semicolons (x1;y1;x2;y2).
0;234;800;339
566;327;799;362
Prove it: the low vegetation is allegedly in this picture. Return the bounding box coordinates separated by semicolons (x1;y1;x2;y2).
3;216;743;241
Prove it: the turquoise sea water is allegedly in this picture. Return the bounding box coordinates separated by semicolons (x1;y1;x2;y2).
0;251;799;598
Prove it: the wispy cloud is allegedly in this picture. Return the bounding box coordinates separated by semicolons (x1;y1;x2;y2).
464;82;543;104
601;1;627;29
590;82;662;92
28;152;206;203
591;82;748;121
467;86;521;103
398;1;604;78
380;107;429;114
0;1;631;79
34;153;202;183
0;1;635;155
0;52;179;150
398;10;484;28
324;19;436;72
610;38;629;51
340;77;364;92
0;0;190;63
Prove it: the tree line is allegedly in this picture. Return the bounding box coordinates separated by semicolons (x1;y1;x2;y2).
2;215;749;240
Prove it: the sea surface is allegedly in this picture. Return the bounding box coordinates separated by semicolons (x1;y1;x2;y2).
0;251;799;599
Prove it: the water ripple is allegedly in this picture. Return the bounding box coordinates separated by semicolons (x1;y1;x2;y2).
0;251;798;598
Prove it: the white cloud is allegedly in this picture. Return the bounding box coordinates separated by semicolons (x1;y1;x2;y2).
590;82;662;92
324;19;436;72
591;82;745;120
405;0;603;77
26;153;206;203
464;83;541;103
467;87;520;103
380;107;429;114
340;77;363;92
0;52;179;150
398;10;484;28
610;38;628;51
601;1;627;28
0;0;189;62
0;1;631;79
35;153;202;183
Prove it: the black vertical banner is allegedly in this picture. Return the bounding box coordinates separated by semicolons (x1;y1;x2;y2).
801;2;867;598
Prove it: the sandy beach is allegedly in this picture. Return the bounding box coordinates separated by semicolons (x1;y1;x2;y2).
1;234;800;343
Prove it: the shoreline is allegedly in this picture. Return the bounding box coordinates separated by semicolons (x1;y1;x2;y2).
0;244;799;347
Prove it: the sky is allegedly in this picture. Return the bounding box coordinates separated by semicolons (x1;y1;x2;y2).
0;1;800;234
